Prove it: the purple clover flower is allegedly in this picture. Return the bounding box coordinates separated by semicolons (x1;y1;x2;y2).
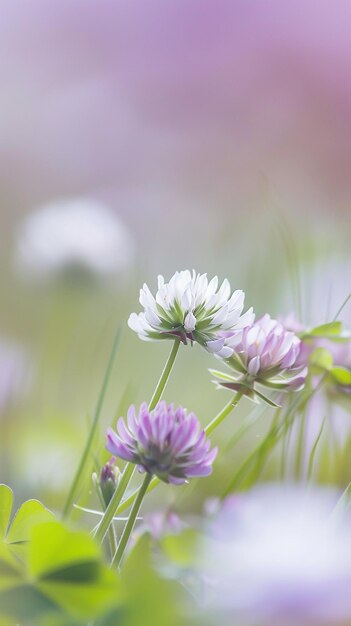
106;401;217;485
213;314;307;395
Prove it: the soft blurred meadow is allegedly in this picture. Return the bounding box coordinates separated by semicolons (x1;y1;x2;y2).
0;2;351;624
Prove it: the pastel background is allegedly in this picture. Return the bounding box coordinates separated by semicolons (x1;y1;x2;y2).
0;0;350;512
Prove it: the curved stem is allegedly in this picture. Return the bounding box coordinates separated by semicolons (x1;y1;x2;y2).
112;473;152;568
205;391;243;435
149;340;180;410
62;328;121;520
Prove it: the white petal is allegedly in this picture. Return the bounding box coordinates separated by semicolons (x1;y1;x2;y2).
234;307;255;329
182;287;193;311
227;289;244;310
144;307;162;327
128;312;149;335
184;311;196;332
248;355;261;375
206;338;225;354
156;285;171;310
205;275;219;301
139;283;156;308
216;278;231;306
211;304;229;327
247;325;260;345
217;346;234;359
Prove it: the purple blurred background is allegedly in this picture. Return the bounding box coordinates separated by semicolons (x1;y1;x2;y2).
1;0;350;237
0;0;350;502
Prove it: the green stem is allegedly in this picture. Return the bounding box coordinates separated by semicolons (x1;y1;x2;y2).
94;340;180;544
114;391;244;515
112;473;152;568
149;340;180;410
62;328;121;520
93;463;134;544
205;391;243;435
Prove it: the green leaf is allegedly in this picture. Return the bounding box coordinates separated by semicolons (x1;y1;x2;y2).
0;489;120;623
29;522;120;620
37;568;119;621
0;585;58;621
0;544;23;591
309;347;333;371
306;321;342;337
330;366;351;386
29;522;101;578
253;388;281;408
0;489;55;604
209;368;235;382
0;486;13;541
7;500;55;545
122;534;183;626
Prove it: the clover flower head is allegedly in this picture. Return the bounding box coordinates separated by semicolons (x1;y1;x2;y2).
106;401;217;485
128;270;254;355
213;314;307;395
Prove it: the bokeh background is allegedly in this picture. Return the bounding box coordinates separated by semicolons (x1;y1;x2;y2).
0;0;350;514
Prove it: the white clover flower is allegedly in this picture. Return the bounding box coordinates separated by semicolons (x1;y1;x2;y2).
128;270;254;355
15;198;135;281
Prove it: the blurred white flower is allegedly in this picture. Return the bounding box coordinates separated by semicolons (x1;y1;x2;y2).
202;485;351;626
15;198;135;281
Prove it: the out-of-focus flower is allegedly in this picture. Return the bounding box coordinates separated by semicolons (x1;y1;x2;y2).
15;198;135;281
140;510;186;541
106;401;217;484
0;339;31;414
281;313;351;463
202;485;351;626
212;314;306;398
283;313;351;393
128;270;254;356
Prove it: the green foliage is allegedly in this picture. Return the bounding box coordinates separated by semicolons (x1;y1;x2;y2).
303;321;350;341
330;366;351;386
0;484;55;561
118;533;186;626
309;346;333;372
0;485;121;624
